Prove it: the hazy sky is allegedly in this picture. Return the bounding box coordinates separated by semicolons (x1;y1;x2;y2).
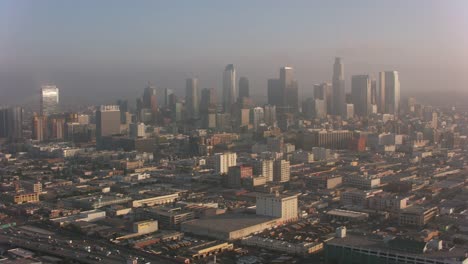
0;0;467;106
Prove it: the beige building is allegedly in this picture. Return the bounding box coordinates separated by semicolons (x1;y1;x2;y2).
213;152;237;174
132;193;179;208
399;206;438;227
133;220;158;234
273;159;290;183
181;214;279;240
256;192;298;222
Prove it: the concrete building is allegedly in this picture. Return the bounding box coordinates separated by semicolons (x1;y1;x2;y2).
399;206;438;227
227;165;253;188
133;220;158;234
181;214;279;240
96;105;121;146
132;193;179;208
253;159;274;182
344;175;381;189
326;234;468;264
145;207;194;229
300;129;353;150
213;152;237;174
273;159;290;183
256;192;298;222
326;209;369;222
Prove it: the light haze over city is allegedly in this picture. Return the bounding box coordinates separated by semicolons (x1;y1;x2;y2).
0;0;467;106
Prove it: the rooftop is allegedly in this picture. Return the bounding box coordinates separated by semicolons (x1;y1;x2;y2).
182;213;278;233
328;234;468;260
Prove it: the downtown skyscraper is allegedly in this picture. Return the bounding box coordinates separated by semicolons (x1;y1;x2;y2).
280;66;299;114
268;67;299;115
378;71;401;115
0;106;23;141
40;85;59;116
351;75;371;117
331;58;345;117
222;64;236;113
185;78;200;119
238;76;250;101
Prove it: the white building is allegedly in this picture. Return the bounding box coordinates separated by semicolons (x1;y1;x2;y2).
214;152;237;174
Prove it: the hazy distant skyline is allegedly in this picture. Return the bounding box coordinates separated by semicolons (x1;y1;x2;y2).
0;0;467;106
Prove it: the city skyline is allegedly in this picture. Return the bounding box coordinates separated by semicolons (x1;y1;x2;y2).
0;1;467;106
1;2;468;263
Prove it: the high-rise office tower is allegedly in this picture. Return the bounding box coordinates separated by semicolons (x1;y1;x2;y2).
268;67;299;115
48;117;65;140
40;85;59;116
264;105;277;126
252;107;264;131
0;107;23;140
200;88;217;128
371;78;377;106
380;71;400;115
200;88;217;112
267;79;282;106
185;78;200;119
351;75;371;117
0;108;7;138
96;105;121;145
117;99;129;124
223;64;236;113
431;112;438;129
280;66;299;114
314;82;332;115
378;72;386;113
346;103;355;119
238;77;250;101
163;88;174;108
32;114;48;141
332;58;345;117
142;84;158;112
379;71;401;115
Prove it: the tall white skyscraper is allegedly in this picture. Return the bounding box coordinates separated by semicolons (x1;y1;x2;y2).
379;71;400;115
223;64;236;113
40;85;59;116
